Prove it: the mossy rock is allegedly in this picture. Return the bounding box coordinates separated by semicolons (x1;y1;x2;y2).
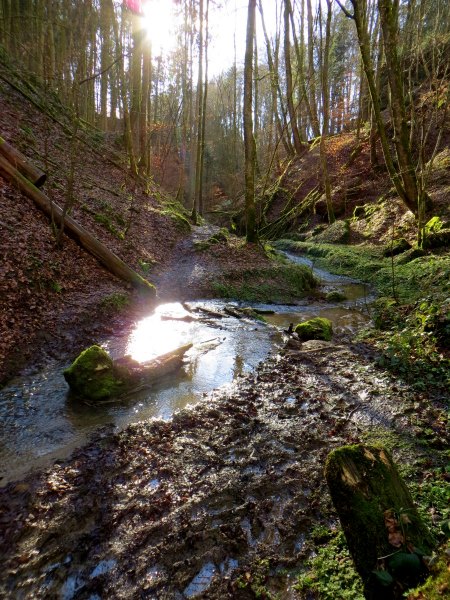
64;345;125;401
326;290;347;302
383;237;412;257
424;228;450;249
396;248;426;265
294;317;333;341
312;220;350;245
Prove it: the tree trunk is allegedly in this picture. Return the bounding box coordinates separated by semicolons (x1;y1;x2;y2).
319;0;334;224
259;0;294;156
306;0;320;137
0;154;154;294
377;0;422;214
244;0;257;243
0;135;46;187
325;444;435;600
284;0;304;155
337;0;416;214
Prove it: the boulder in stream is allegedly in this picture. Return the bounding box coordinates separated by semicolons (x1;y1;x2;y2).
64;345;124;400
64;343;193;401
326;290;347;302
294;317;333;341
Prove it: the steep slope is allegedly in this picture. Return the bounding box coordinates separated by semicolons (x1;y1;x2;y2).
0;61;185;384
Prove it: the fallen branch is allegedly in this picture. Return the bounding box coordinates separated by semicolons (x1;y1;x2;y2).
0;135;46;186
0;154;155;294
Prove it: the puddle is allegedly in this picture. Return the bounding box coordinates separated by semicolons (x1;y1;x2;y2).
183;562;217;598
90;559;116;579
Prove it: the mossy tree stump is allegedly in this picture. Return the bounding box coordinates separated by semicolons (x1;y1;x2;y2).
325;445;435;599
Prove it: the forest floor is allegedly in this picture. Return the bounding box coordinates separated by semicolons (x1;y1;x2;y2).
0;225;448;599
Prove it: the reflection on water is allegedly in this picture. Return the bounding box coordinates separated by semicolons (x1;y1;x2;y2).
0;301;277;484
0;260;372;485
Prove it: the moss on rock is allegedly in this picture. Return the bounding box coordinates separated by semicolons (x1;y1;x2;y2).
63;345;124;400
312;220;350;244
294;317;333;341
326;290;347;302
383;237;412;257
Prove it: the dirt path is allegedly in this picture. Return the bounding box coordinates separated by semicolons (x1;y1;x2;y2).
153;225;221;301
0;332;446;599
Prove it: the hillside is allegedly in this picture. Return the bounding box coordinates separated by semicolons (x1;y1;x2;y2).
0;58;280;385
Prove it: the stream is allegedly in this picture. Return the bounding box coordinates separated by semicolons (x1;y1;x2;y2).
0;254;373;486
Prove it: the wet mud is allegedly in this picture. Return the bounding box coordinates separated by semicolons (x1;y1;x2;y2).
1;336;446;599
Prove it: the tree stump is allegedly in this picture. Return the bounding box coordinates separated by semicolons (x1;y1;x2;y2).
325;445;435;599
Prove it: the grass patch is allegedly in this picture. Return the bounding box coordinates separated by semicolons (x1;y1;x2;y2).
276;239;450;392
212;264;317;303
100;292;130;312
275;240;450;303
294;529;364;599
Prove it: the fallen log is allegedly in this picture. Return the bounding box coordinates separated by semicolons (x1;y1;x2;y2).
0;154;155;294
325;444;435;599
0;135;46;187
64;343;193;401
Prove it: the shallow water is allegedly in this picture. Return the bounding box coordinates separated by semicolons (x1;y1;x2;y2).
0;259;372;485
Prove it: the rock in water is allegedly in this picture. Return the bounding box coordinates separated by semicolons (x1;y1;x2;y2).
63;345;124;400
64;343;193;401
294;317;333;341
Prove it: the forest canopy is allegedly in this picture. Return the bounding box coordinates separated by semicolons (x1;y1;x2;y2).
0;0;449;237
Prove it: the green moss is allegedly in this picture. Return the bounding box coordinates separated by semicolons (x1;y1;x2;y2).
194;229;229;251
325;445;435;595
94;212;123;238
212;264;317;303
294;317;333;341
100;292;130;312
63;345;124;400
157;199;191;232
407;542;450;599
312;220;350;244
275;239;450;304
326;290;347;302
383;237;412;257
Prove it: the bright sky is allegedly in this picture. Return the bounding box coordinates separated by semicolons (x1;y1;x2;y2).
141;0;281;79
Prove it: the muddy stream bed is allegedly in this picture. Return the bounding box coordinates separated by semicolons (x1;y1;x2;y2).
1;256;440;599
0;253;371;486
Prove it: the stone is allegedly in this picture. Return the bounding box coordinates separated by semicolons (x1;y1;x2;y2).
64;344;193;402
294;317;333;341
383;237;411;257
63;345;124;401
312;220;350;244
326;290;347;302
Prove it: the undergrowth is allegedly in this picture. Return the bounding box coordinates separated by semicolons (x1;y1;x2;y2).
276;240;450;394
212;264;317;303
294;529;364;599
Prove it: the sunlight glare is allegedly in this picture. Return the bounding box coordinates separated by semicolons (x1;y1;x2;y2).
126;303;193;363
142;0;178;54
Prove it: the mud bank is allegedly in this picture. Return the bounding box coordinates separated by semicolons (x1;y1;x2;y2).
0;336;447;599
